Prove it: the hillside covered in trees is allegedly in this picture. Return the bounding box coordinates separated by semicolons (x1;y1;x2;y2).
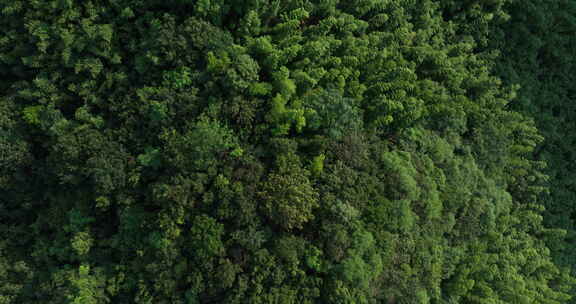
1;0;576;303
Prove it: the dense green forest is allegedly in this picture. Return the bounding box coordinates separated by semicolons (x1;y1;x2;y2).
1;0;576;303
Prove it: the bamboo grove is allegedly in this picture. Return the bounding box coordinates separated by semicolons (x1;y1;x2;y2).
1;0;576;303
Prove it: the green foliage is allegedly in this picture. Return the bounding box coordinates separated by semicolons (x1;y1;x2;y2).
0;0;573;303
21;105;42;126
310;154;325;176
260;152;319;230
161;117;240;171
188;215;225;261
68;264;108;304
162;66;193;89
304;88;363;139
489;0;576;286
137;147;161;169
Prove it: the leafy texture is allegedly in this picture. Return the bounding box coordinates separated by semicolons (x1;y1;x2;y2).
0;0;574;303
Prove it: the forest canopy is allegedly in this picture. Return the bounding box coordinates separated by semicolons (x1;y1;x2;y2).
1;0;576;303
